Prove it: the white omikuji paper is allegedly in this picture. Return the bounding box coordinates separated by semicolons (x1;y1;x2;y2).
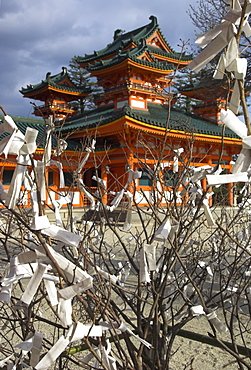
54;138;68;156
0;115;17;135
42;119;53;165
213;53;226;79
81;340;117;370
0;257;18;304
37;244;93;284
202;198;216;227
140;244;156;283
126;169;142;185
30;331;43;367
67;322;103;341
189;22;236;73
57;297;72;327
50;160;65;188
35;335;70;370
207;311;228;333
220;109;247;138
30;215;51;231
95;266;118;285
154;219;172;241
44;279;59;306
19;127;38;155
21;263;48;306
0;354;14;368
232;148;251;173
228;80;240;114
35;160;47;201
100;321;152;349
58;278;93;300
191;305;205;316
5;155;30;209
242;136;251;149
0;129;24;158
207;172;248;185
77;178;95;210
173;148;184;173
41;224;82;248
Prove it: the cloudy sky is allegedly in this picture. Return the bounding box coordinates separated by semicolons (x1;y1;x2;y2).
0;0;199;117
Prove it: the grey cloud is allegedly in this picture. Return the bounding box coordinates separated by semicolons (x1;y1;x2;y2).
0;0;197;116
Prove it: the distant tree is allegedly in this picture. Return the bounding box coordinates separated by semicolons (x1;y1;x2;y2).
187;0;251;89
173;68;208;112
187;0;227;33
68;56;101;113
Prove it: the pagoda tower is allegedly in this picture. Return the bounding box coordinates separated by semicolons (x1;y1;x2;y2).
76;16;191;111
20;67;91;119
179;76;231;122
10;15;241;208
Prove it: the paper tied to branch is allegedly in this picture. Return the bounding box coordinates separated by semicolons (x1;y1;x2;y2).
202;193;216;227
101;321;152;349
118;322;153;349
41;224;82;248
77;178;95;210
81;340;117;370
140;243;156;283
15;331;43;367
58;278;93;300
5;154;30;209
173;148;184;173
123;190;133;232
220;109;247;138
54;138;68;156
67;322;103;342
206;311;228;333
126;169;142;186
207;172;248;185
190;305;205;317
0;114;17;135
0;257;18;304
37;244;93;284
232;148;251;174
95;266;118;285
30;215;51;231
77;139;96;173
19;127;38;155
154;219;172;241
189;22;236;73
58;297;73;327
20;263;48;306
35;335;70;370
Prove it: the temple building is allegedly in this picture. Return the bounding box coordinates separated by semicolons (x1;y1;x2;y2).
1;16;242;208
20;67;91;119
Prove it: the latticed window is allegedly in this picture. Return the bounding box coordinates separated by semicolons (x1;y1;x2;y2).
139;170;152;186
2;169;14;185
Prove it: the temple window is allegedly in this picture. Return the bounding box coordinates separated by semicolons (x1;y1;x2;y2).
139;171;152;186
48;171;54;186
2;169;14;185
63;171;74;187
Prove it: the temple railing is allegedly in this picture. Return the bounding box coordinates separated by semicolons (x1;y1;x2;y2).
95;82;174;99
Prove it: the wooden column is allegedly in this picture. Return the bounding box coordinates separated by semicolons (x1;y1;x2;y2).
101;167;108;205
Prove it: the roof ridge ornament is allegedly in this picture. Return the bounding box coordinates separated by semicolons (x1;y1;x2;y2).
46;72;51;81
113;29;125;40
149;15;158;26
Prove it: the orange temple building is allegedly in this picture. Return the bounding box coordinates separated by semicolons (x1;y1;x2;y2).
0;16;242;208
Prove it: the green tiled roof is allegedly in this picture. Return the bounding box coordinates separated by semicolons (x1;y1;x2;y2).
59;103;239;139
77;16;192;70
0;114;78;151
87;49;177;73
20;67;91;96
